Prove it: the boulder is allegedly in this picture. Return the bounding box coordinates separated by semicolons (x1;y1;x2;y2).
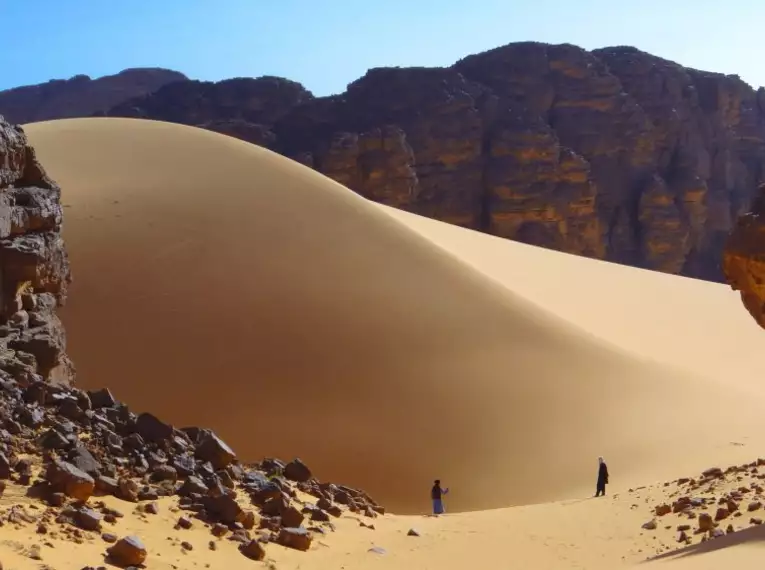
277;527;313;551
107;535;147;567
45;460;95;501
195;430;236;469
283;458;312;482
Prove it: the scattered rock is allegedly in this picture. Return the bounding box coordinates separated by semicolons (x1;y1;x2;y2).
107;535;147;567
283;459;312;482
407;528;420;536
699;513;715;531
715;507;730;521
655;504;671;516
239;539;266;561
278;527;313;551
642;519;657;530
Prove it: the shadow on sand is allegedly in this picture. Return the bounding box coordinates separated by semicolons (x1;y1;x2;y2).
643;523;765;563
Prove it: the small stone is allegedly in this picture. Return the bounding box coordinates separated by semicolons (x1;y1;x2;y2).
181;541;193;551
28;544;42;560
102;533;118;543
655;504;671;516
698;513;715;531
144;502;159;515
239;539;266;561
407;528;420;536
177;516;192;530
642;519;657;530
715;507;730;521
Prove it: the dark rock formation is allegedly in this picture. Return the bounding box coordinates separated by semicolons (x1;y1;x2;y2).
0;115;73;384
97;44;765;281
100;76;314;148
722;182;765;328
0;68;187;124
4;44;765;281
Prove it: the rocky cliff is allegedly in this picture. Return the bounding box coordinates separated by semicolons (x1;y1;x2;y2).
722;182;765;328
4;43;765;281
0;116;73;384
0;68;187;124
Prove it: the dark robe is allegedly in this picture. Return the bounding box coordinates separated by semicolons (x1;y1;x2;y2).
597;462;609;486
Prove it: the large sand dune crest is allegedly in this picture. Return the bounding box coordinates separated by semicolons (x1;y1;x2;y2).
22;118;765;514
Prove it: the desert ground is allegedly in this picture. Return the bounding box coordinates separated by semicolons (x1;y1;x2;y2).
3;117;764;568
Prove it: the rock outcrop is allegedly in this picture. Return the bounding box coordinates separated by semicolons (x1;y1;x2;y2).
0;116;73;383
0;68;187;124
722;182;765;328
4;44;765;281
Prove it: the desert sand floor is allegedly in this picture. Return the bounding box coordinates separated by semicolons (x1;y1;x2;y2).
3;460;765;570
12;117;765;568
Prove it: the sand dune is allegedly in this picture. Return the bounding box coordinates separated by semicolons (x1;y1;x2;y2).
22;118;765;517
385;208;765;395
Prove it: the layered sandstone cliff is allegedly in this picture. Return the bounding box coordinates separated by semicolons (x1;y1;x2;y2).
0;116;73;383
4;43;765;281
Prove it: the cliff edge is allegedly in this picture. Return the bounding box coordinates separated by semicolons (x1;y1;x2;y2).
0;116;73;384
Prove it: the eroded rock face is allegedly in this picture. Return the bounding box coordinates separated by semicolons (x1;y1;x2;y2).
0;115;73;384
723;183;765;328
4;44;765;282
96;44;765;281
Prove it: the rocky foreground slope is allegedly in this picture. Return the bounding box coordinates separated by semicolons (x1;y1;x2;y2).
0;117;73;384
0;376;383;566
3;42;764;281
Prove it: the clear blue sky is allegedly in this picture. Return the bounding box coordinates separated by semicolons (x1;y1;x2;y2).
1;0;761;96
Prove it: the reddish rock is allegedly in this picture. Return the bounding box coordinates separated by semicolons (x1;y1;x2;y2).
698;513;715;531
277;527;313;551
655;504;672;516
107;535;147;567
45;460;95;501
239;539;266;561
723;183;765;328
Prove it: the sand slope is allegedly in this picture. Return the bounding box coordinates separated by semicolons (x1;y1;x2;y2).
21;118;765;516
385;207;765;396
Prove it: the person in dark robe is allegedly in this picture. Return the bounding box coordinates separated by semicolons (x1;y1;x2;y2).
595;456;609;497
431;479;449;515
